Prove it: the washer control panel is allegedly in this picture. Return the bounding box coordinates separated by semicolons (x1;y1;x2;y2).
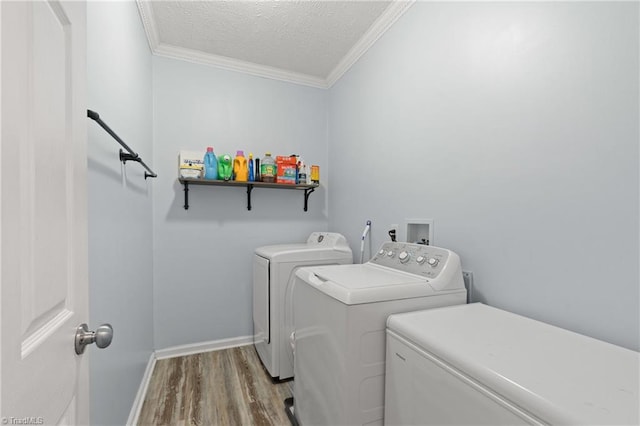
371;242;450;279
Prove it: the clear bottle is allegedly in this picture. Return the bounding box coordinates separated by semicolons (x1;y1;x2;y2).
297;158;308;184
260;152;276;183
233;150;248;182
203;147;218;180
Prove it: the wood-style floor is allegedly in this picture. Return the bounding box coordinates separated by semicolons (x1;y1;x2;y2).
137;345;292;426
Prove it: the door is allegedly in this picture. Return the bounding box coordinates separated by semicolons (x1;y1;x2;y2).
1;1;89;424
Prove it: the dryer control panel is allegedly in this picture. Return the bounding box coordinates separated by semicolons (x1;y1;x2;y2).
306;232;349;248
370;242;451;279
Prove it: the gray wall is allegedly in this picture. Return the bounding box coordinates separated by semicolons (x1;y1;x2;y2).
328;2;639;350
87;2;154;425
152;56;330;349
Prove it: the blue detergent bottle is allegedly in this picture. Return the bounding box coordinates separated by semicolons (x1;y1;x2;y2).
203;147;218;179
248;152;255;181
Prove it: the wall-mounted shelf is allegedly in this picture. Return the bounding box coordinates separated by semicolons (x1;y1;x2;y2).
178;178;319;211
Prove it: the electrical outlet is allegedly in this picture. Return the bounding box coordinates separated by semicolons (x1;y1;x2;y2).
462;271;474;303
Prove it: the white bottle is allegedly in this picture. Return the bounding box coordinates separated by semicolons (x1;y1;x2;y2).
298;158;309;184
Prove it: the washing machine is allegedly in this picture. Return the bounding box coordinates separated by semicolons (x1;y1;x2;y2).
291;242;467;426
253;232;352;380
385;303;640;426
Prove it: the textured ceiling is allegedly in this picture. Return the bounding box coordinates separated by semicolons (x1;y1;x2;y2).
138;1;413;88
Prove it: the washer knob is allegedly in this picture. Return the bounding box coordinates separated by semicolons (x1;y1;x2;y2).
387;251;395;258
416;255;426;265
378;249;386;256
398;251;410;263
427;258;439;267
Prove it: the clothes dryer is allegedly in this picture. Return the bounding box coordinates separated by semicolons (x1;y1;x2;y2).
253;232;352;380
291;242;466;425
385;303;640;426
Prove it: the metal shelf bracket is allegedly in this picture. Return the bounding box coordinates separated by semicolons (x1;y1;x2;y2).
183;181;190;210
247;184;254;211
303;187;315;212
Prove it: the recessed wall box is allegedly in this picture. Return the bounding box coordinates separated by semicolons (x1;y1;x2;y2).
405;219;433;245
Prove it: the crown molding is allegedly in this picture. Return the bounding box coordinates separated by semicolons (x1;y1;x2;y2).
135;0;413;90
153;43;328;89
136;0;159;52
326;0;416;88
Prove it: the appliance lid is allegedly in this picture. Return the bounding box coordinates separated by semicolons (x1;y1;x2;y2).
255;232;352;260
386;303;640;426
256;243;315;258
255;244;352;261
296;264;442;305
312;263;425;287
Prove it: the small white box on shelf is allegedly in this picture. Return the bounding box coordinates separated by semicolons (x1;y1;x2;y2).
179;150;204;179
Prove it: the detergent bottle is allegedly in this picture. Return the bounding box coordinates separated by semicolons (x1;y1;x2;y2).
233;150;249;182
248;152;255;181
260;152;276;183
218;154;233;181
203;147;218;180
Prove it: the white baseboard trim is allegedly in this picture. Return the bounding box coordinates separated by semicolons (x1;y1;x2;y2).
154;335;254;360
126;336;254;425
126;352;156;426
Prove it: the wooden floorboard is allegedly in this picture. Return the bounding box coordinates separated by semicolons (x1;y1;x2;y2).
137;345;292;426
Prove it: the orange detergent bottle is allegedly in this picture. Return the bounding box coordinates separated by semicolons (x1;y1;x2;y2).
233;150;249;182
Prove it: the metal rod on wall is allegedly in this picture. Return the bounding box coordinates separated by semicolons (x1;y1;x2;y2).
87;109;157;179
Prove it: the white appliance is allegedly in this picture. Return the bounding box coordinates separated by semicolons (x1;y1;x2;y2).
385;303;640;426
253;232;352;380
291;242;467;426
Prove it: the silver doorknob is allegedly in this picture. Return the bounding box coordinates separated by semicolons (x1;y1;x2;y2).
75;323;113;355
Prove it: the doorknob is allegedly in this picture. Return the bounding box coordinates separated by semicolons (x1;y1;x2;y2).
75;323;113;355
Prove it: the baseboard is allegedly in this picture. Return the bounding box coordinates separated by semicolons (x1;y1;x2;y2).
126;352;156;426
154;335;254;360
126;336;255;424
